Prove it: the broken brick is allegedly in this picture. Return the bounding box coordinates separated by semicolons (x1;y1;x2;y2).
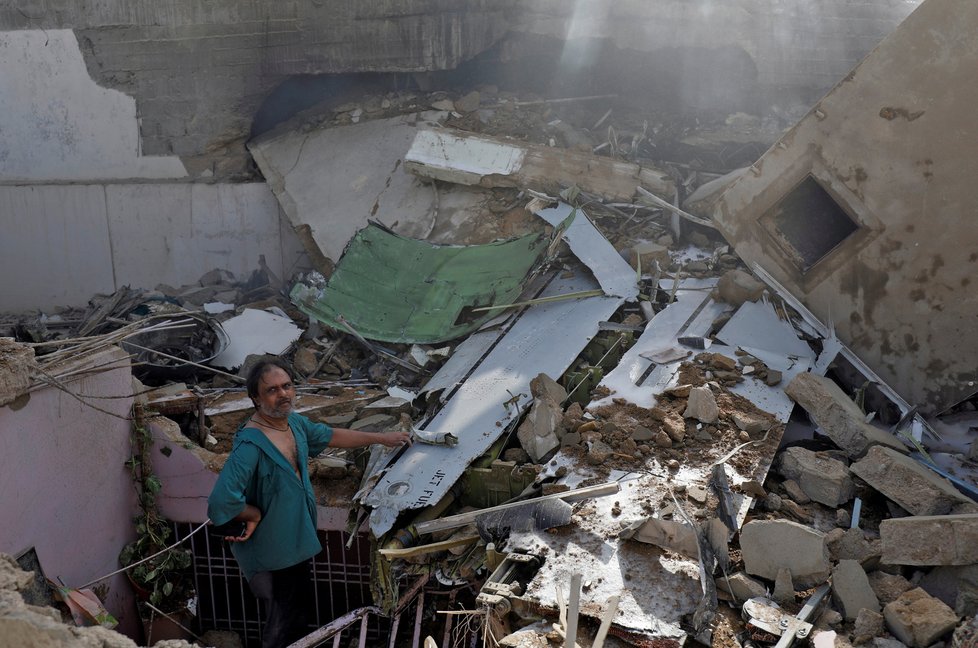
850;445;973;516
883;588;957;648
777;446;855;507
832;559;880;621
784;373;908;459
881;514;978;565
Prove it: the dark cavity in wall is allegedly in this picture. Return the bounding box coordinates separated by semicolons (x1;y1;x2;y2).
250;33;770;140
760;175;860;273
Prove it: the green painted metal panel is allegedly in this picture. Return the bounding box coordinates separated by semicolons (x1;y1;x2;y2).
291;222;557;344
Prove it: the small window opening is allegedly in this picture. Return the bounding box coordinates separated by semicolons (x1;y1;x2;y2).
760;176;859;272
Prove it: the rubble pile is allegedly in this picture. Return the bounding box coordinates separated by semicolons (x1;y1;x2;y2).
2;80;978;648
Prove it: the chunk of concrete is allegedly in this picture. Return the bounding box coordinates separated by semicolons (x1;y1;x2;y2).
516;398;562;462
785;373;909;459
621;517;699;559
683;385;719;424
883;588;957;648
832;560;880;621
782;479;811;504
529;373;567;404
880;514;978;565
850;446;973;516
715;572;767;602
740;519;831;587
852;608;885;645
777;446;855;507
0;339;35;407
826;527;882;569
867;570;914;605
715;268;766;307
629;241;671;271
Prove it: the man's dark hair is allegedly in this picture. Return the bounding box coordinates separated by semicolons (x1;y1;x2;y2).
246;357;295;402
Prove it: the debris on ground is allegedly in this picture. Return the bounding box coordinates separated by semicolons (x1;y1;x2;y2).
3;76;978;648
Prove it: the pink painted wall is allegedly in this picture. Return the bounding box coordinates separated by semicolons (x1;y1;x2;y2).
150;417;352;530
0;346;141;638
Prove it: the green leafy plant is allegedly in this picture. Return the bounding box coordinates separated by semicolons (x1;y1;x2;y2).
119;407;195;613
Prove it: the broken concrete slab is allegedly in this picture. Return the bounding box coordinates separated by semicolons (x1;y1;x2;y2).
785;373;908;459
683;385;719;424
777;446;855;507
883;588;957;648
404;127;675;202
832;560;880;621
517;397;562;463
249;114;445;265
740;519;831;587
850;446;973;516
880;514;978;565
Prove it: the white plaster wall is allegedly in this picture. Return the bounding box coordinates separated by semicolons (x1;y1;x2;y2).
0;347;140;637
0;29;186;182
0;183;307;312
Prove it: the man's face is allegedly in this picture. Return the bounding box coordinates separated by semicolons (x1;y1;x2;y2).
254;366;295;418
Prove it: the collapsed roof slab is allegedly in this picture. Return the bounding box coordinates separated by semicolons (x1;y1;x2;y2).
713;0;978;415
249;113;452;266
404;127;676;202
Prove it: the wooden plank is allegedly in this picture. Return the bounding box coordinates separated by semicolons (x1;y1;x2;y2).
378;534;479;559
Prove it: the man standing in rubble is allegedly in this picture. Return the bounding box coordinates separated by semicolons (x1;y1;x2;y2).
208;357;410;647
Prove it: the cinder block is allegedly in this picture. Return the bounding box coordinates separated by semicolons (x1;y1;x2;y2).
851;446;972;516
785;373;907;459
880;514;978;566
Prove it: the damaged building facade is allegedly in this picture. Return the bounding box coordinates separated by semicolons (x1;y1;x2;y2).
5;1;978;648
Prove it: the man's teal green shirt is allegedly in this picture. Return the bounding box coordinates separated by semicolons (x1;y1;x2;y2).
207;413;333;580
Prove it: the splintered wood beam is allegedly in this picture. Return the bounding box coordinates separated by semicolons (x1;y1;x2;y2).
378;535;480;559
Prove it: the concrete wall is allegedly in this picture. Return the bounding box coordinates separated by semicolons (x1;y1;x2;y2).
0;2;919;173
0;347;140;637
511;0;921;111
0;2;514;164
0;183;305;312
0;30;186;182
714;0;978;415
149;415;350;531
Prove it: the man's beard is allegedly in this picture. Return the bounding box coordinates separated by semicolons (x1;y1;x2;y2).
259;399;294;419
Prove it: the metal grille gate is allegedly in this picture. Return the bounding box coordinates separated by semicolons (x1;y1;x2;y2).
176;523;389;647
